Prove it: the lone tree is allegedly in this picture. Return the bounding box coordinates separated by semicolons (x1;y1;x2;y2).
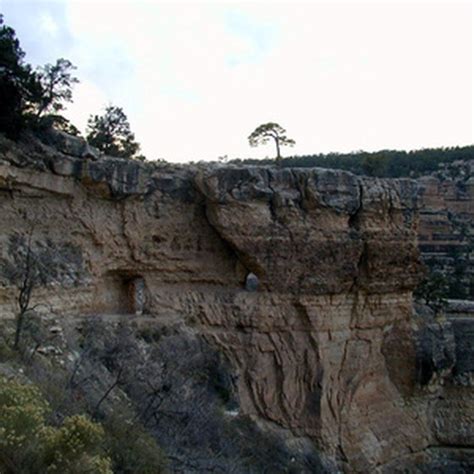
248;122;295;162
86;105;140;159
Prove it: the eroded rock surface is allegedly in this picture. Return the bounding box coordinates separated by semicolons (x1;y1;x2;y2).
418;160;474;299
0;134;473;472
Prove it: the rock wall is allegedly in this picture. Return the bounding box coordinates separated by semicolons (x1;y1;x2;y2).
418;160;474;299
0;134;473;472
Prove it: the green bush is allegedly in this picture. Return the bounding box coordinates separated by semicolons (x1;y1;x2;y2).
0;321;16;362
41;415;112;473
0;377;112;473
0;377;48;472
103;414;167;474
414;270;449;312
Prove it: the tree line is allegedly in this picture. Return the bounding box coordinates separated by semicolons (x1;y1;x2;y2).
230;145;474;178
2;14;472;172
0;14;141;160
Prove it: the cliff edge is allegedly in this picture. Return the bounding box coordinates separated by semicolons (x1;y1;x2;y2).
0;133;473;472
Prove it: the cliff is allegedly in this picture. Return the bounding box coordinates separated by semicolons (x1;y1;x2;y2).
0;132;473;473
418;160;474;299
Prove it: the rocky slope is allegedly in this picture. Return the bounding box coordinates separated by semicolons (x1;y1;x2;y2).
0;132;473;473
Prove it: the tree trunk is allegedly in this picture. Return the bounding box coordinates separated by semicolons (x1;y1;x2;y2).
274;137;281;165
13;310;25;350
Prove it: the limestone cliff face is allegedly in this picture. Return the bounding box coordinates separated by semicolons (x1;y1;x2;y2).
418;160;474;299
0;134;472;472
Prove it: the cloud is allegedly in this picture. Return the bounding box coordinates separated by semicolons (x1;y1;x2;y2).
3;1;473;161
39;13;59;37
64;80;109;134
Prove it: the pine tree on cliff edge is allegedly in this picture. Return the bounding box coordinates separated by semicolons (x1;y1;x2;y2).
86;105;141;159
248;122;295;164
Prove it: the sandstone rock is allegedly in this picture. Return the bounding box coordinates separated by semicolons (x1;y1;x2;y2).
414;320;455;385
196;167;422;295
38;128;100;160
0;135;472;472
447;299;474;316
452;318;474;376
417;160;474;299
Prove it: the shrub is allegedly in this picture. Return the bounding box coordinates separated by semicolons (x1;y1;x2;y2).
0;376;112;473
103;414;167;474
414;270;449;312
0;377;48;472
41;415;112;473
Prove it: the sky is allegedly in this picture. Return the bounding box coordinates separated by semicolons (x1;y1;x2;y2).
1;0;473;162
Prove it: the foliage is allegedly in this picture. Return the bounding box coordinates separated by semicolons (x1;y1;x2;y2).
445;244;472;300
33;59;79;119
233;145;474;177
0;323;16;362
0;15;40;136
0;233;85;351
0;232;51;350
0;377;112;473
103;415;167;474
86;105;140;159
0;377;48;453
0;315;325;473
0;15;79;137
248;122;295;161
41;415;112;473
35;114;81;136
414;269;449;312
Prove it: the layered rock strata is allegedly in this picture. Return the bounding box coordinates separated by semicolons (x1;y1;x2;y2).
418;160;474;299
0;134;472;472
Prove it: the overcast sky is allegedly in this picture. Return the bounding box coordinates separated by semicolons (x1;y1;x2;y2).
1;0;472;162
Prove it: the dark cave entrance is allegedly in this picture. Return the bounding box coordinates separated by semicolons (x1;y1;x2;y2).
102;272;145;315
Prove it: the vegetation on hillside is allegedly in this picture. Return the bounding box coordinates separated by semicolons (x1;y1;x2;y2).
0;312;324;473
230;145;474;178
0;377;112;473
0;15;141;159
0;15;79;137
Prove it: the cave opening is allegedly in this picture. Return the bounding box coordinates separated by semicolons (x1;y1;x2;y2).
101;272;145;315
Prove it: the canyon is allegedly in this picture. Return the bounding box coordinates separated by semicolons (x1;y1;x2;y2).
0;132;473;473
418;159;474;300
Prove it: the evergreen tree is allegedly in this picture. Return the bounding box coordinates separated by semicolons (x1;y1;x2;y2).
0;15;40;136
248;122;295;162
33;58;79;118
86;105;140;159
0;15;79;137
